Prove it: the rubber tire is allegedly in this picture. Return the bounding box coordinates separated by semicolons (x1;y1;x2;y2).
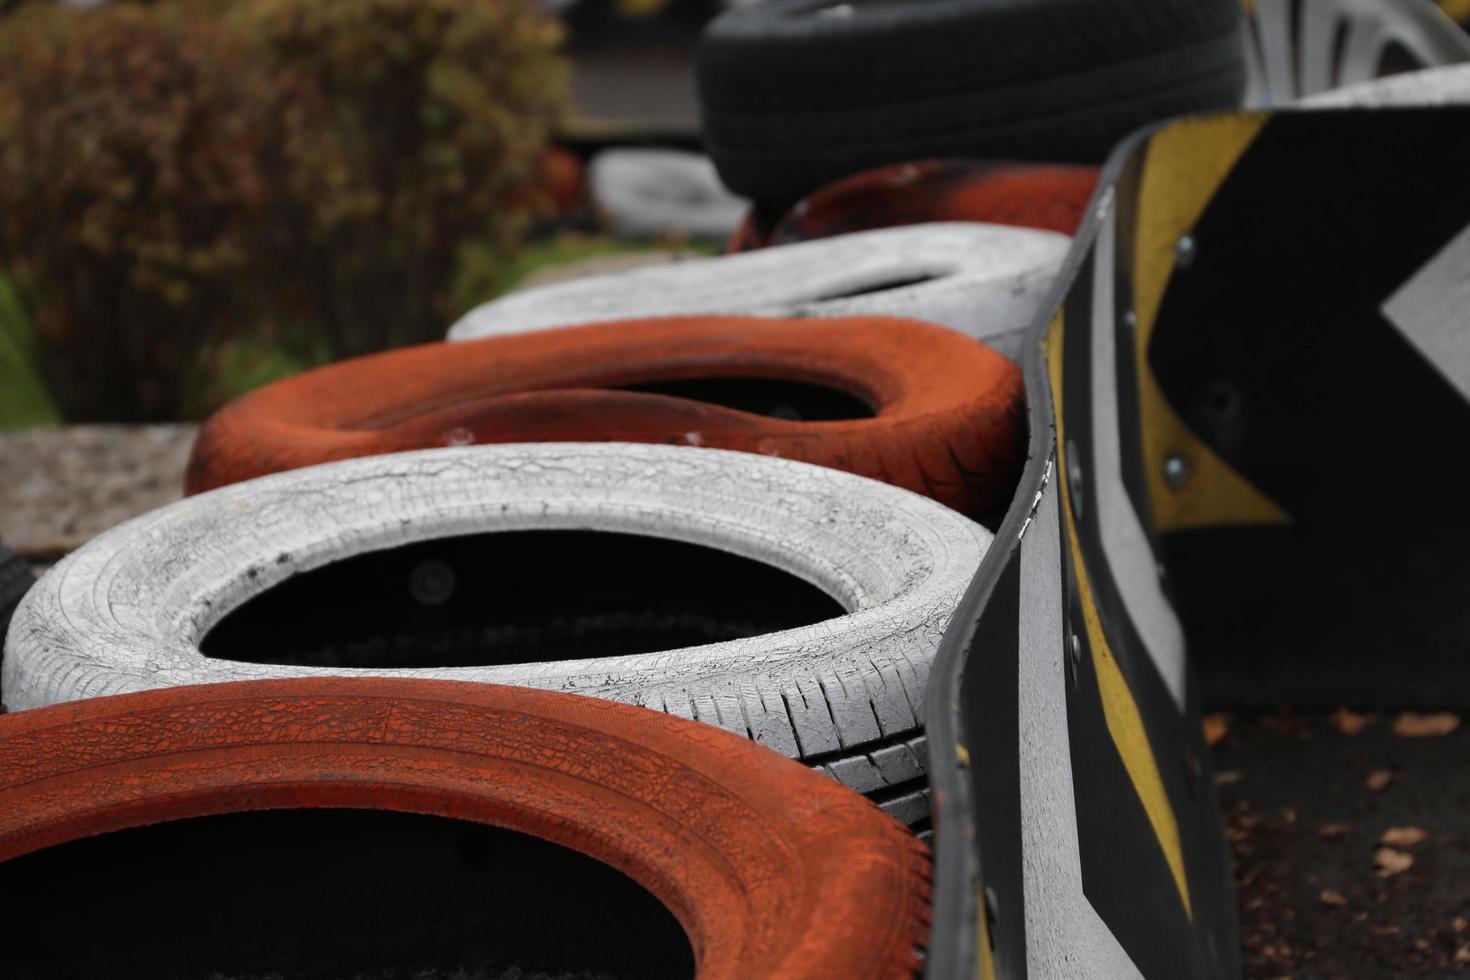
1299;63;1470;106
6;443;991;823
697;0;1248;203
590;148;748;240
448;222;1070;362
186;315;1026;514
727;160;1101;251
0;541;34;667
0;677;931;980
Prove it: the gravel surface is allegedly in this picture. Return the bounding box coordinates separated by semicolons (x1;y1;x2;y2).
0;424;195;564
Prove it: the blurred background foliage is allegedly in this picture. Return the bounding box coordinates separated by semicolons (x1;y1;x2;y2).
0;0;570;423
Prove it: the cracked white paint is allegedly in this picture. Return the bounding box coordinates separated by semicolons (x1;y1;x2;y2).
3;443;989;820
447;222;1071;361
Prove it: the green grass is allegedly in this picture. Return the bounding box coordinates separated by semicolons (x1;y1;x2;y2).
0;272;60;430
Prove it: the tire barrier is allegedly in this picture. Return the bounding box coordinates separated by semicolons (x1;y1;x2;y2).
186;315;1026;515
1243;0;1470;104
589;148;748;241
697;0;1247;203
1299;61;1470;105
727;160;1101;253
448;222;1071;362
7;443;991;824
0;677;931;979
924;106;1470;978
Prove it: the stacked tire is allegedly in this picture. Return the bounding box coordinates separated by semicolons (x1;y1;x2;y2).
697;0;1248;204
0;678;931;979
5;443;991;826
185;315;1026;514
0;2;1261;974
448;223;1070;362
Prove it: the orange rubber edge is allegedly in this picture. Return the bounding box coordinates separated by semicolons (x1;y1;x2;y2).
0;677;930;979
187;314;1025;514
728;160;1100;252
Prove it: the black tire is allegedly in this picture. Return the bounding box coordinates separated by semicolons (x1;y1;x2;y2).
697;0;1248;203
0;541;34;651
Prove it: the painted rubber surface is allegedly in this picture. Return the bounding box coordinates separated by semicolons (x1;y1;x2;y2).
1299;62;1470;106
6;443;990;822
697;0;1246;202
538;145;587;215
0;541;34;664
590;148;748;240
448;222;1071;362
727;160;1100;252
0;677;931;980
186;315;1026;514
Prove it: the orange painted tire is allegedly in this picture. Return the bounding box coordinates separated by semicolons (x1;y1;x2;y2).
537;145;587;215
728;160;1100;253
187;315;1026;514
0;678;930;979
505;145;586;217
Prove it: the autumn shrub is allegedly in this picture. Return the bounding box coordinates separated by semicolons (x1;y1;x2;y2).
0;0;566;421
229;0;568;360
0;6;280;420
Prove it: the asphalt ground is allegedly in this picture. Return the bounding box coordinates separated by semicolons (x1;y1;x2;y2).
1211;709;1470;978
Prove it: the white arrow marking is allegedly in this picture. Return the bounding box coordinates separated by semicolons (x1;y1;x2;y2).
1382;221;1470;404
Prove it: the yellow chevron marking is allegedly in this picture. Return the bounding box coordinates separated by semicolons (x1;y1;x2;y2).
979;895;997;980
1133;113;1290;532
1439;0;1470;23
1046;309;1192;917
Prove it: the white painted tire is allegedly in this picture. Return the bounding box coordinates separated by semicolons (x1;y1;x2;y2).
447;222;1071;361
1298;63;1470;107
3;443;990;824
589;148;749;241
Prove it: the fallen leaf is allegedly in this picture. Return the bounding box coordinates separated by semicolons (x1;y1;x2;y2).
1392;711;1460;737
1331;708;1371;736
1215;770;1243;786
1454;916;1468;933
1319;822;1353;839
1374;847;1413;877
1366;770;1394;792
1203;713;1230;747
1379;826;1429;847
1455;943;1470;964
1371;923;1403;936
1319;888;1347;906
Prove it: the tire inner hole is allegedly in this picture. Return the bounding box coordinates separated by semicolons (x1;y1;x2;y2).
0;809;694;980
202;530;846;669
613;375;873;420
807;271;940;303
